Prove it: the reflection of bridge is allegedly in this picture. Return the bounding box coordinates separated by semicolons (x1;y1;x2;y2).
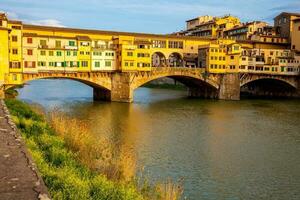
10;67;299;102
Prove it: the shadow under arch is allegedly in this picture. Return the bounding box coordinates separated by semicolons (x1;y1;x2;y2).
134;75;219;99
6;76;112;101
241;78;298;98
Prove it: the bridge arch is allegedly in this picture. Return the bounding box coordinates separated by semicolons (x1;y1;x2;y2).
6;72;113;101
168;52;183;67
240;77;298;98
241;76;297;89
152;52;167;67
131;68;220;99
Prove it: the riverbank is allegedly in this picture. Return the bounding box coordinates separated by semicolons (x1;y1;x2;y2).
0;100;49;200
4;99;183;200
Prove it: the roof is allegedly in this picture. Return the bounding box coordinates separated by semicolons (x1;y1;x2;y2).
293;18;300;22
224;21;267;32
186;17;199;22
22;24;214;41
8;20;22;25
76;35;91;41
274;12;300;19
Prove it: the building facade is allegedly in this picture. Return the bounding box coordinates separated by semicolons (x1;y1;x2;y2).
0;12;299;93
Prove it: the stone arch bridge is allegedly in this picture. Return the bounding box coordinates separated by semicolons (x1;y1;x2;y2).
2;68;300;102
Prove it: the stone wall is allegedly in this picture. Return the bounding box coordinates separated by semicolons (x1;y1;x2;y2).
218;73;240;100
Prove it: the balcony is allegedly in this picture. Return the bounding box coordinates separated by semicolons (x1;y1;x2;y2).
64;45;78;50
38;45;48;49
92;44;115;50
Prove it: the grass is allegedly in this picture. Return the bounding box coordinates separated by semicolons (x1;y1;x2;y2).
5;99;184;200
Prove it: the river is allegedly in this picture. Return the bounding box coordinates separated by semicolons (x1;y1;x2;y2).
17;79;300;200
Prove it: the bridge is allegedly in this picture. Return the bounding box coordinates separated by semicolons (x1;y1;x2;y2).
3;66;298;102
0;13;300;102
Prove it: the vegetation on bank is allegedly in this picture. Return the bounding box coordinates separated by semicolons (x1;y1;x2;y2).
5;99;183;200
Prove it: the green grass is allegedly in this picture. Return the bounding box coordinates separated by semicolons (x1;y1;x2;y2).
5;99;143;200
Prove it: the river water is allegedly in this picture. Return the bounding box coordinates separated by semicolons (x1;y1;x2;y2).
17;79;300;200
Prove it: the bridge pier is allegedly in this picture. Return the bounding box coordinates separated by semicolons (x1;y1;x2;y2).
111;73;133;103
218;73;240;100
93;87;111;101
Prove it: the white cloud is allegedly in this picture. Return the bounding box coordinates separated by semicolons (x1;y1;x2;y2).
25;19;65;27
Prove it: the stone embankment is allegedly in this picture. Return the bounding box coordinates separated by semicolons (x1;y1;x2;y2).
0;100;50;200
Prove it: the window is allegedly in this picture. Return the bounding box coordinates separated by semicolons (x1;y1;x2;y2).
67;51;71;56
12;49;18;55
49;51;54;56
230;56;234;60
93;52;102;56
38;61;46;67
127;52;133;56
24;61;36;68
12;36;18;42
80;51;84;55
168;41;183;49
292;45;295;50
27;49;33;55
73;51;77;56
152;40;166;48
130;62;134;67
80;42;89;46
40;50;46;56
298;26;300;31
95;62;100;67
85;52;90;55
81;61;88;67
105;61;111;67
69;41;75;46
27;38;33;44
9;62;21;69
55;40;61;48
40;40;47;46
56;51;62;56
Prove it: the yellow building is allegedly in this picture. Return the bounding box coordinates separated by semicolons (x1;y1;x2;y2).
291;18;300;51
0;14;10;89
182;15;241;38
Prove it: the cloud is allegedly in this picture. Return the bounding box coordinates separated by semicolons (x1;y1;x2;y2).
25;19;65;27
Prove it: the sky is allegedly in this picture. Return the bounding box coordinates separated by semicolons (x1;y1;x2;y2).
1;0;300;34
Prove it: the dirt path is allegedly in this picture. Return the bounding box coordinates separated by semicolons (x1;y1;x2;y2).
0;100;50;200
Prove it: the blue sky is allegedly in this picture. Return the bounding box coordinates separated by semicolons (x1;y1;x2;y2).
1;0;300;34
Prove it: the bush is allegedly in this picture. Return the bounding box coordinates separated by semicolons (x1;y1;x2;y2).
5;99;143;200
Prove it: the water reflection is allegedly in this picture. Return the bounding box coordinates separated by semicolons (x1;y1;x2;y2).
17;79;300;200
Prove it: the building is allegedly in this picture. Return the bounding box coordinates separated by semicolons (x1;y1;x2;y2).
186;15;214;30
198;39;241;73
291;18;300;51
223;21;268;40
274;12;300;40
181;15;241;38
